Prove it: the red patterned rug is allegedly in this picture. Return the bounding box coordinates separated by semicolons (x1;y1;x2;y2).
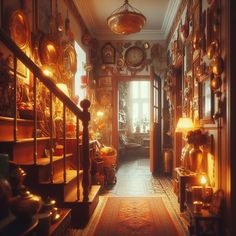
88;197;184;236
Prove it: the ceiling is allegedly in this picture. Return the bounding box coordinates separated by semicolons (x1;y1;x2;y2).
73;0;181;41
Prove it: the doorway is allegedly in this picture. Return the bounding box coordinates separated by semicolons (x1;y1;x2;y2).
117;80;150;162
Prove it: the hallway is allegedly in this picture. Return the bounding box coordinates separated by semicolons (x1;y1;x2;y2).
73;156;188;235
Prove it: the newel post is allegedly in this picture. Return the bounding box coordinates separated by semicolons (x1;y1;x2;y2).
80;99;91;201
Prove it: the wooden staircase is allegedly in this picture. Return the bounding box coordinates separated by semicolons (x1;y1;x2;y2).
0;29;100;228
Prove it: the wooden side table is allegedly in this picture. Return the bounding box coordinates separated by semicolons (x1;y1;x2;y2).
185;203;222;236
175;168;199;212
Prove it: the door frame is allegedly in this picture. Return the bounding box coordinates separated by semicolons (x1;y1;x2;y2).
112;75;150;160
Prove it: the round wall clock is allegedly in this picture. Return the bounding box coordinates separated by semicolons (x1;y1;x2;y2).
125;46;145;67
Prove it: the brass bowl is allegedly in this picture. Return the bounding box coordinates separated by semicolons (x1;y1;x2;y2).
39;34;59;65
212;54;224;76
207;41;219;60
211;76;222;90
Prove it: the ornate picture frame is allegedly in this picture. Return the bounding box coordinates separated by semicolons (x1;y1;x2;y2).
199;75;214;124
35;0;51;34
192;0;202;34
193;55;200;98
101;43;116;64
206;0;219;48
184;38;192;73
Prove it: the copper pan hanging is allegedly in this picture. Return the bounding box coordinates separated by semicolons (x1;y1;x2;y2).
9;10;30;50
38;34;59;65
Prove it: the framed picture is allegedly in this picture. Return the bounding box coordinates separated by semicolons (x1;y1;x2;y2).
193;55;200;97
101;43;116;64
8;54;27;78
35;0;51;34
184;39;192;73
192;0;202;34
183;74;192;117
199;75;214;124
206;0;219;48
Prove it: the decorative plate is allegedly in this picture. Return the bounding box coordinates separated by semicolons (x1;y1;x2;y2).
39;34;59;65
125;46;145;67
9;10;30;49
63;44;77;74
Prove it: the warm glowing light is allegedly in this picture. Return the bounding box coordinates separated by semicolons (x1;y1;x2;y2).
107;0;146;35
97;111;104;117
200;175;207;185
175;117;194;132
41;65;53;78
56;83;69;97
43;69;53;77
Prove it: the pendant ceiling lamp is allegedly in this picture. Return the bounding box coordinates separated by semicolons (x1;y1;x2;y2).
107;0;146;35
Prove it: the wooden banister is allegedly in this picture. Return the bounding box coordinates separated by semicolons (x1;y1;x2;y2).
0;28;91;201
80;99;91;201
0;28;84;119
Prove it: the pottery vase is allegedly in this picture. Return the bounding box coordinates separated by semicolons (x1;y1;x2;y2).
189;144;203;173
9;189;42;219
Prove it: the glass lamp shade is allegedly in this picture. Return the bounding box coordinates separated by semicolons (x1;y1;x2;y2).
107;12;146;35
107;0;146;35
175;117;194;132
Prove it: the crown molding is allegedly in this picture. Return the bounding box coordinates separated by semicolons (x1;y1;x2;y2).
73;0;180;41
73;0;97;36
162;0;181;38
95;29;165;41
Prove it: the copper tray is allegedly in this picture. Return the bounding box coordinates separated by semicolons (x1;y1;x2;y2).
9;10;30;49
39;34;59;65
60;44;77;75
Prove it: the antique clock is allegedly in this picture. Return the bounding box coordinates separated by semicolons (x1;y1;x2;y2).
124;46;145;67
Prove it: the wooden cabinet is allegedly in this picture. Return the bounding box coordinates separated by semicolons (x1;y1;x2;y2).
185;203;222;236
175;167;199;212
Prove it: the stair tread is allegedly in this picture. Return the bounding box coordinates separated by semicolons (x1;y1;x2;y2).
0;136;50;143
0;115;34;123
65;185;100;203
36;154;73;165
16;137;50;143
40;170;83;184
14;153;73;166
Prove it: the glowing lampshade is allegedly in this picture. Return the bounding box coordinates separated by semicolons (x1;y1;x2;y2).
56;83;69;97
175;117;194;132
200;175;207;185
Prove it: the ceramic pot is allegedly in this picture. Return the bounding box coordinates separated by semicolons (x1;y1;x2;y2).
8;163;26;195
189;145;203;173
9;189;42;219
0;178;12;219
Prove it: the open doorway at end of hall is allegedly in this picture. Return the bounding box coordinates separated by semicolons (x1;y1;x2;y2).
117;80;150;162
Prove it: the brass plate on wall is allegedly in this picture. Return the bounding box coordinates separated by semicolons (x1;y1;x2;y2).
39;34;59;65
63;44;77;74
9;10;30;49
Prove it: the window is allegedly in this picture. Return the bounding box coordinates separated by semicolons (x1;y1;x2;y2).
74;42;86;102
129;81;150;133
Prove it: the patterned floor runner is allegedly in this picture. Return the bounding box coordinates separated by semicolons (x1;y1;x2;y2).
82;196;186;236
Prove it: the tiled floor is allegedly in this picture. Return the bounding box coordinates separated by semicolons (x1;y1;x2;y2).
101;156;165;196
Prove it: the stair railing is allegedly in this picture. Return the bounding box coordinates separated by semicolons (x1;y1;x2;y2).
0;28;90;201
